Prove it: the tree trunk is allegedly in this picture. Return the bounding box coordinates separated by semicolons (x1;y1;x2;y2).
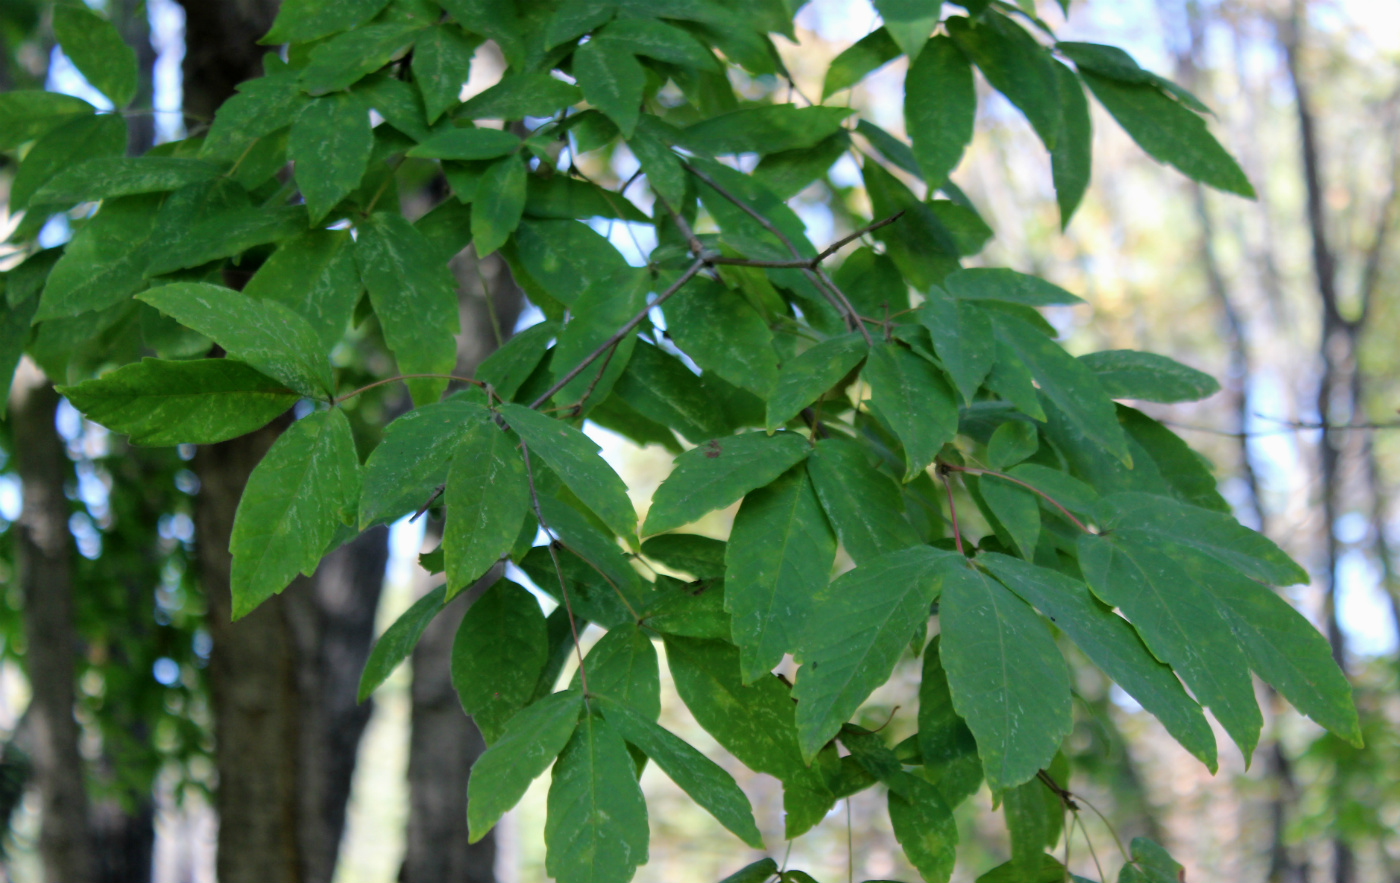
400;249;523;883
9;358;96;883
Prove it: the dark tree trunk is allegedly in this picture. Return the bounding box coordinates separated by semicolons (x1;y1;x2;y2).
9;359;96;883
400;250;523;883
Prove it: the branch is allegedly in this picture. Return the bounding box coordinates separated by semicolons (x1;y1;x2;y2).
943;462;1097;536
1159;415;1400;437
705;211;905;269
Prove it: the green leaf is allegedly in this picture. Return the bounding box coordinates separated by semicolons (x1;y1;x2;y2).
359;396;491;527
499;403;638;542
143;204;311;278
52;6;138;107
629;119;687;208
440;0;523;68
980;554;1218;770
640;576;730;639
33;157;222;207
263;0;394;43
477;320;559;401
861;161;960;289
874;0;941;59
946;14;1060;149
644;431;811;535
975;855;1071;883
863;342;958;482
766;332;868;431
413;25;480;123
201;71;308;162
358;584;446;701
599;698;764;848
1079;71;1253;197
1122;837;1185;883
612;342;728;445
407;126;520;160
718;860;779;883
904;34;974;186
57;359;298;447
1078;350;1220;403
230;409;362;618
451;579;548;742
467;690;584;841
792;546;960;760
1050;59;1092;228
0;292;40;416
289;94;373;224
9;113;126;212
663;636;834;837
545;714;650;883
0;91;94;150
991;312;1130;464
525;173;649;224
807;438;921;564
444;420;530;597
919;290;994;405
1118;406;1229;513
601;18;718;69
641;533;726;580
569;626;661;719
355;212;462;405
459;73;581;119
574;38;646;137
888;773;958;883
243;230;361;352
1057;42;1211;113
918;637;983;807
725;465;837;682
1093;492;1307;586
664;278;779;398
1077;532;1261;762
548;271;648;414
986;420;1038;470
945;268;1083;306
939;561;1072;792
33;193;158;321
976;475;1039;560
823;27;900;99
1183;558;1360;746
682;106;855;156
471;156;527;257
298;22;422;95
137;282;333;399
502;220;630;312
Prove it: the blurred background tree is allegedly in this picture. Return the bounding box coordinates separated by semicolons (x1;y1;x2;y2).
1;0;1398;882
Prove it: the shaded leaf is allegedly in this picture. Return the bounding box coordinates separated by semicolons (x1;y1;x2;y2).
467;690;584;841
358;584;446;701
645;431;811;535
407;126;521;160
545;714;650;883
946;13;1060;149
823;28;900;99
1079;350;1220;403
52;6;138;107
945;268;1083;306
33;157;222;207
575;38;646;137
904;34;974;186
918;637;983;807
863;342;958;482
889;773;958;883
445;420;530;597
358;396;492;527
919;290;994;405
0;91;94;150
664;278;779;398
452;579;549;742
460;72;581;119
874;0;941;59
290;94;373;224
766;332;868;431
413;25;480;123
807;438;921;564
682;105;855;156
243;230;361;352
263;0;394;43
471;155;528;256
613;342;728;445
298;22;422;95
1050;59;1092;228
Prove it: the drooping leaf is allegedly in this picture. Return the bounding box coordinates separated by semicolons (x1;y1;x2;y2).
1079;349;1221;403
137;282;334;399
355;212;462;405
1077;531;1262;762
8;113;126;212
574;38;646;137
243;230;362;352
467;690;584;841
1118;406;1230;513
547;271;648;415
888;772;958;883
471;155;528;257
407;126;520;160
724;466;837;682
1120;837;1186;883
452;579;549;742
986;420;1038;470
0;292;41;415
766;332;868;431
143;205;311;278
358;396;491;527
1050;59;1092;228
499;403;638;542
918;290;994;405
444;420;530;597
358;584;446;701
904;34;975;186
477;320;559;402
569;626;661;720
863;342;959;482
939;561;1072;792
946;13;1061;150
918;637;984;807
545;714;650;883
992;312;1130;464
459;72;582;119
599;698;764;849
823;28;900;99
807;438;922;564
644;431;811;535
640;576;730;640
298;22;423;95
664;278;779;398
0;91;95;150
1079;70;1254;197
413;24;480;123
290;94;373;224
792;546;960;760
945;268;1083;306
681;105;855;156
52;6;138;107
229;408;362;618
980;554;1218;770
976;474;1040;560
57;359;298;446
262;0;395;43
33;157;222;207
717;859;780;883
642;534;727;580
612;342;728;445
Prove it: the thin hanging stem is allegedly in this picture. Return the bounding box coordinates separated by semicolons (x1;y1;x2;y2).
333;373;485;405
938;467;965;556
944;463;1097;536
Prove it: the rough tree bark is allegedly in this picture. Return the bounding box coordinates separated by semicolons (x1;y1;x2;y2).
400;249;523;883
10;359;95;883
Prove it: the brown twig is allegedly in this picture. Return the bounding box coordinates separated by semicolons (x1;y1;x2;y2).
937;467;965;556
944;463;1097;536
333;373;485;406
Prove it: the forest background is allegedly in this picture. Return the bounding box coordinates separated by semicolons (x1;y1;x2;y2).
1;0;1398;881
